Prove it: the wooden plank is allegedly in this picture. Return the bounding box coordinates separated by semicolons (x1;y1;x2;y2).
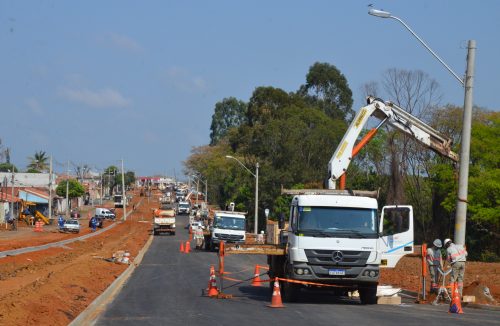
224;244;285;255
377;296;401;305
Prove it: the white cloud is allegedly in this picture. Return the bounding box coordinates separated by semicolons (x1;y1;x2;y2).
166;67;208;93
59;87;131;108
106;33;143;53
25;98;43;114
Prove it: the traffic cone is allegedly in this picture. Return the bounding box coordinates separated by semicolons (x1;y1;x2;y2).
208;274;219;297
207;265;216;291
179;242;185;253
449;282;464;314
185;241;191;254
251;265;262;287
268;278;285;308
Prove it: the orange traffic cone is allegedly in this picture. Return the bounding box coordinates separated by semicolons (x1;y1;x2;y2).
185;241;191;254
179;242;185;253
208;274;219;297
207;265;216;290
268;278;284;308
449;282;463;314
251;265;262;287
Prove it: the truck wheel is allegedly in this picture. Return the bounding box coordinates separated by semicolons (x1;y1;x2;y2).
153;229;158;236
359;284;378;304
171;231;176;236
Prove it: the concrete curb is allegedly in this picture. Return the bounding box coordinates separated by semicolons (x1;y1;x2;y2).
69;234;154;326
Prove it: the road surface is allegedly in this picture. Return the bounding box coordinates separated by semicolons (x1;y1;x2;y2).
96;214;499;326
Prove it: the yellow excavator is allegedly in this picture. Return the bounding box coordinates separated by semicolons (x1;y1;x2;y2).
19;200;50;225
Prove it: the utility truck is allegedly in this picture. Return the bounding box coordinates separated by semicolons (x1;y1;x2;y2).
153;204;176;235
225;97;458;304
205;210;246;251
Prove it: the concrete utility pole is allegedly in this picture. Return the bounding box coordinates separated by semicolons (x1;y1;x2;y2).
121;159;127;221
368;8;476;246
10;168;15;229
48;156;52;221
66;160;70;218
455;40;476;245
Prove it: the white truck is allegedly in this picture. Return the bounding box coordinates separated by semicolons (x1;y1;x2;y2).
153;205;176;235
227;97;458;304
268;189;413;304
205;211;246;251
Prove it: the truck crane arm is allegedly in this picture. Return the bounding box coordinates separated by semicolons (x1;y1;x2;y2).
328;96;459;189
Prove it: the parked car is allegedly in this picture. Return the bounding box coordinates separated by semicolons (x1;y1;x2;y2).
95;208;115;220
63;219;80;233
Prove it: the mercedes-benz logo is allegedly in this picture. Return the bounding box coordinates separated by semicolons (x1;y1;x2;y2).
332;251;343;262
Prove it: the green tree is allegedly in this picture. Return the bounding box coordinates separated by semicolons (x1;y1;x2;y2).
298;62;353;121
27;150;49;172
56;179;85;198
0;163;18;172
246;86;291;126
209;97;247;145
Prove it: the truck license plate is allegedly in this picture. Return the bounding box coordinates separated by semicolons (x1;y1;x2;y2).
328;269;345;276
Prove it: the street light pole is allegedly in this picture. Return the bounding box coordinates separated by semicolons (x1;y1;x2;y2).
121;159;127;221
368;8;475;246
225;155;259;234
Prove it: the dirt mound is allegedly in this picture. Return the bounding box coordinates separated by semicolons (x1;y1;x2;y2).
463;281;498;304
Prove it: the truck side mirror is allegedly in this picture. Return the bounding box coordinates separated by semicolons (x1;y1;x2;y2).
278;213;285;229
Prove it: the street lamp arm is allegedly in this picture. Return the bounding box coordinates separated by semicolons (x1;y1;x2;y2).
369;9;464;86
390;15;464;86
225;156;256;178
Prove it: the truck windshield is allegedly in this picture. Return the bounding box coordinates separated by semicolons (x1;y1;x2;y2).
179;203;189;208
213;216;245;230
298;206;377;238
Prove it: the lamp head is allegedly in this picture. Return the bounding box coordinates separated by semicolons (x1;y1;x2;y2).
368;8;392;18
225;155;233;159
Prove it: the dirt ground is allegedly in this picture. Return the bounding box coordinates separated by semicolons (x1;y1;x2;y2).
0;191;154;326
380;252;500;305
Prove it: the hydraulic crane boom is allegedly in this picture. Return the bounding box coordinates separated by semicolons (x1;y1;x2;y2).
328;96;459;189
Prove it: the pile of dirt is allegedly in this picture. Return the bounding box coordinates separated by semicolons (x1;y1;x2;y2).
0;191;155;325
379;255;500;305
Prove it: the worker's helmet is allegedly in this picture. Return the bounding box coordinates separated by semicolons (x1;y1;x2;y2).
443;238;452;247
433;239;442;248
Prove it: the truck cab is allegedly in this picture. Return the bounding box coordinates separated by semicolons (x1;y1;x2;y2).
207;211;246;250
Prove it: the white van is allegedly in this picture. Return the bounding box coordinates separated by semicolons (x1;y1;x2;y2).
95;208;116;220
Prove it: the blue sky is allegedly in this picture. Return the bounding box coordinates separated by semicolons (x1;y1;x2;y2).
1;1;499;177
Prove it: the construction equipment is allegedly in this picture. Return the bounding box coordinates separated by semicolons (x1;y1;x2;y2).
328;96;458;189
34;210;49;224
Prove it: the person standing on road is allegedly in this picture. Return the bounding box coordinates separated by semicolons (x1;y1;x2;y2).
90;216;97;232
58;215;65;230
444;238;467;297
426;239;443;294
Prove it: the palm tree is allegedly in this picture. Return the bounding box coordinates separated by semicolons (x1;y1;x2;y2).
27;151;49;172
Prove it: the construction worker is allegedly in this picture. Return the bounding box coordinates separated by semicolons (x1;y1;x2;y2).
444;238;468;297
426;239;443;294
90;216;97;232
58;215;65;230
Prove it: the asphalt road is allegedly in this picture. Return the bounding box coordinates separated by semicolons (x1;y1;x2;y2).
96;214;499;326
